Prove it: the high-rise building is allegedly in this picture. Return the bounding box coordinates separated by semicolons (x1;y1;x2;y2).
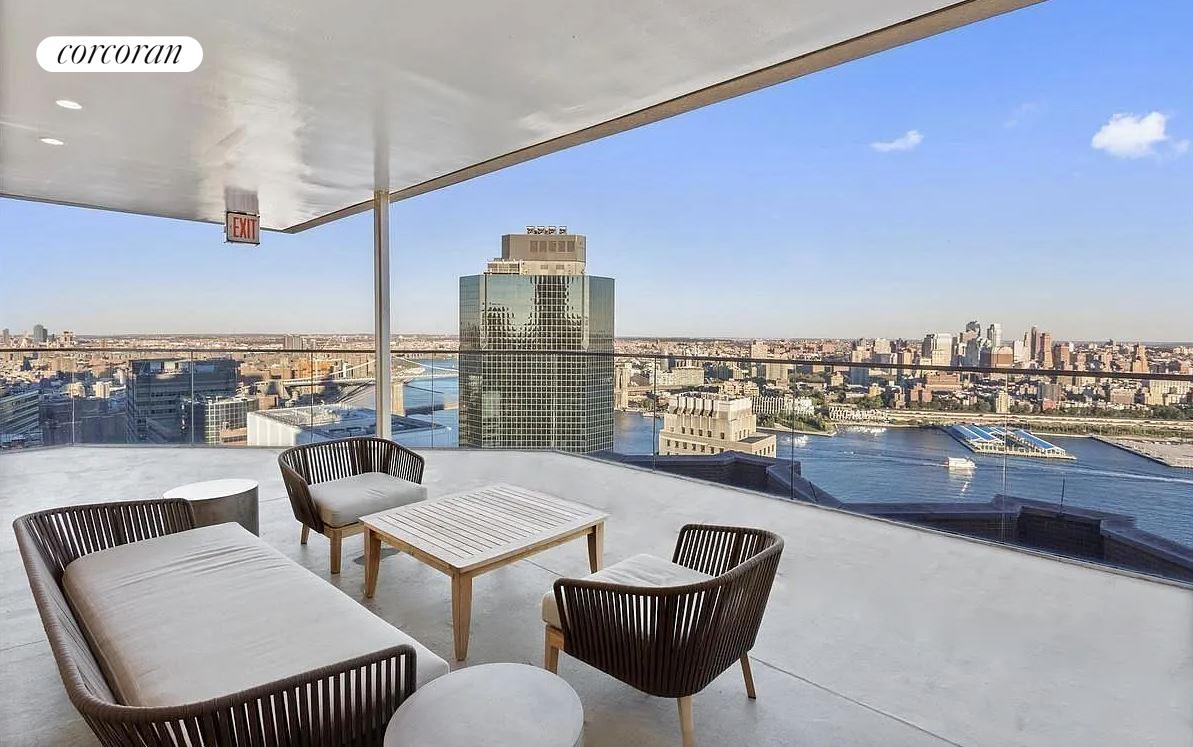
181;394;259;444
1012;339;1028;364
458;227;614;452
1037;332;1054;368
126;359;238;442
989;345;1014;368
986;323;1002;348
658;392;776;457
994;389;1012;414
0;385;42;447
764;362;791;384
283;335;311;350
922;333;953;367
963;338;983;367
962;321;982;342
1053;342;1072;370
32;324;48;344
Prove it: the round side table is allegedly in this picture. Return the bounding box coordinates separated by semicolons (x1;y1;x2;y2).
384;663;583;746
163;478;259;535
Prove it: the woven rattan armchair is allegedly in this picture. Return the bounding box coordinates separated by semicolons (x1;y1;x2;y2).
279;437;425;573
14;499;416;746
545;524;783;747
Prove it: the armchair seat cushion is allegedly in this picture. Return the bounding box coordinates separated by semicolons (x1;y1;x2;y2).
310;471;427;528
542;553;711;628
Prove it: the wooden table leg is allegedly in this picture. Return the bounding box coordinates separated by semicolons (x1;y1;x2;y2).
451;573;474;662
363;529;381;599
587;522;604;572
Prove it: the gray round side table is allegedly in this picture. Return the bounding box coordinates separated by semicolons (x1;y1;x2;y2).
384;663;583;746
163;478;259;535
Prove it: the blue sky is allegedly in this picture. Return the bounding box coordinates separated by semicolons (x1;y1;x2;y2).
2;0;1191;341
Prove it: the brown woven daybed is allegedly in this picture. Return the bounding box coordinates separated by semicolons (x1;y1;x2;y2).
15;498;449;746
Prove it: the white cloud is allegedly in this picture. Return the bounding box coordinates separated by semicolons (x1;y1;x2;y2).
1090;112;1171;158
1004;101;1041;128
870;130;923;152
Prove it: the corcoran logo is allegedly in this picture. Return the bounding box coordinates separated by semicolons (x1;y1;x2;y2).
37;36;203;72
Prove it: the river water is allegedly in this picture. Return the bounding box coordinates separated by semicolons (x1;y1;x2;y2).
393;360;1193;547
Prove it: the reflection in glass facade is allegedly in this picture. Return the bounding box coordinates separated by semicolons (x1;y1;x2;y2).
459;273;614;452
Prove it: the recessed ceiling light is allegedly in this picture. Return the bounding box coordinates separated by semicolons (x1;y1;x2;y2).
55;99;83;110
39;137;65;146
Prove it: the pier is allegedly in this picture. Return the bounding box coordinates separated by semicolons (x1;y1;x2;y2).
945;423;1075;461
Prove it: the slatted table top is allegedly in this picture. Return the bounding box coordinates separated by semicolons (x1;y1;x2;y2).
361;483;607;574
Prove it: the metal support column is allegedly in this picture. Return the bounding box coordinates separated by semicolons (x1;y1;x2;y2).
373;190;392;439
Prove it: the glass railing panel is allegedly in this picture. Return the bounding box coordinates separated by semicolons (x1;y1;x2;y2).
2;345;1189;585
609;354;657;460
391;350;459;449
233;346;305;447
990;367;1193;578
34;350;79;446
276;348;378;445
593;347;1192;585
178;350;244;446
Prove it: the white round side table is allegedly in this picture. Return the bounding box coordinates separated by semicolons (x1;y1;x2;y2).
163;478;259;535
384;663;583;746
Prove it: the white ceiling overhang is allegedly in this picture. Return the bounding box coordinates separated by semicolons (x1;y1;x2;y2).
0;1;1040;233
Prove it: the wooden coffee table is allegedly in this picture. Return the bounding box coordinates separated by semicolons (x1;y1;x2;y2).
361;483;607;661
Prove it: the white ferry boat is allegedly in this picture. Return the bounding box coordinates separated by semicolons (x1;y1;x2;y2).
947;457;976;470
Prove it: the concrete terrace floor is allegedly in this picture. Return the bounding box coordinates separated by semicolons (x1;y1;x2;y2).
2;447;1190;747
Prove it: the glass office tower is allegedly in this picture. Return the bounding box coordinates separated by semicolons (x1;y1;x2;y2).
459;229;614;452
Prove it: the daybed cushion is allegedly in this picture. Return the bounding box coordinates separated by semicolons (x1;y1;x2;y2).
310;472;427;528
62;522;449;708
542;553;711;628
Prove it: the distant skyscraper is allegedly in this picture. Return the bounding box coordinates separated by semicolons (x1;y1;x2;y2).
1053;342;1073;370
0;385;42;447
964;338;983;367
1012;338;1028;364
1037;332;1054;368
181;394;258;444
962;320;982;343
126;359;238;442
986;323;1002;348
459;227;614;452
922;333;953;367
32;324;47;344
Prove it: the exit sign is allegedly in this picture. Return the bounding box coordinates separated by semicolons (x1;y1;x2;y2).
225;211;260;244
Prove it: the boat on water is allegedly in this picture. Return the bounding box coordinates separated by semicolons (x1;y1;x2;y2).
947;457;976;470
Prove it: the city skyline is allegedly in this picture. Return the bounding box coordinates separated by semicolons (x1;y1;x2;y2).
2;1;1191;341
3;323;1191;347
